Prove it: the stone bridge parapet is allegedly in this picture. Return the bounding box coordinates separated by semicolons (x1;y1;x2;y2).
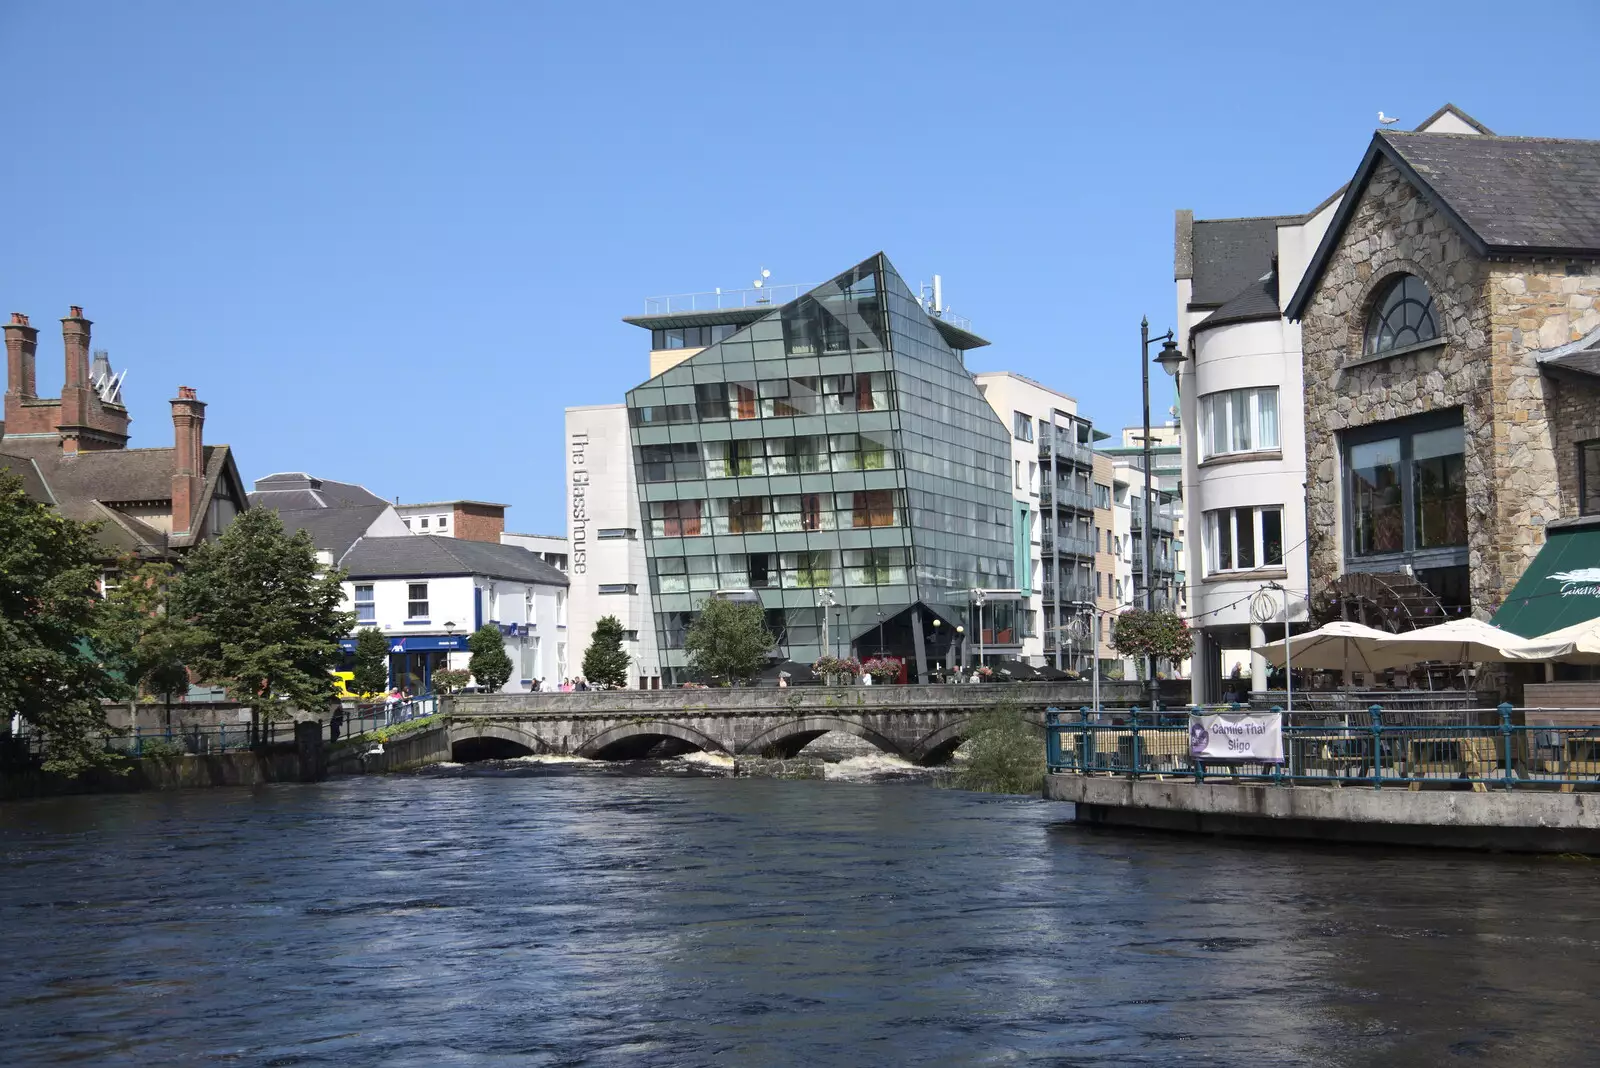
446;682;1143;765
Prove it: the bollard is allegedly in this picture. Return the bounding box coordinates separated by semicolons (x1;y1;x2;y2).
1369;705;1384;789
1499;702;1515;791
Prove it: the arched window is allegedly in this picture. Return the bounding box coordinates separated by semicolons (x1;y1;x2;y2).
1364;274;1438;355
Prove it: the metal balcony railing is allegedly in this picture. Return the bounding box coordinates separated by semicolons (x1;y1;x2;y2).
1048;534;1096;559
1040;437;1097;469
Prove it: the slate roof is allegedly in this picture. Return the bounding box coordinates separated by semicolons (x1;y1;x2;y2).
1193;270;1281;334
275;504;392;560
341;536;569;586
1188;217;1296;307
1287;131;1600;320
250;472;390;512
0;441;242;555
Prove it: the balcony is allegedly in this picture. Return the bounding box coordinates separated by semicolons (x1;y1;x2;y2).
1130;509;1175;536
1039;436;1096;469
1044;532;1095;558
1132;549;1178;575
1044;485;1094;513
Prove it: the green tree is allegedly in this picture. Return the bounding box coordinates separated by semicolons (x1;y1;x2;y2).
582;615;632;688
683;598;773;685
170;508;352;740
91;558;192;733
350;627;390;696
0;472;120;774
955;700;1045;795
467;624;513;692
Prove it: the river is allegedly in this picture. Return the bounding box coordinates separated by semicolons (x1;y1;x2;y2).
2;758;1598;1066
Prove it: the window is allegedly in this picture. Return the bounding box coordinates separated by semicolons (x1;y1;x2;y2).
849;490;899;528
598;528;637;540
402;518;412;530
1013;411;1034;442
1015;460;1022;489
1094;483;1111;509
623;630;639;641
715;496;767;534
781;550;835;589
407;583;428;619
1345;417;1466;557
355;584;375;624
556;590;567;627
598;583;637;595
521;638;537;683
1200;388;1279;458
1364;274;1438;356
418;516;429;529
650;500;704;537
844;547;908;586
640;442;702;481
437;515;449;530
651;324;738;349
1581;441;1600;515
1203;507;1285;575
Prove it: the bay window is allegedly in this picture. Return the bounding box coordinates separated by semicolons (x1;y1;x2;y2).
1200;387;1279;459
1204;506;1284;575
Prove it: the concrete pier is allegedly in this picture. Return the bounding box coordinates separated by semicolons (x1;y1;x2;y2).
1045;774;1600;853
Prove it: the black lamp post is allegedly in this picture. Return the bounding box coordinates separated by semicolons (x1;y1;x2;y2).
1140;317;1183;712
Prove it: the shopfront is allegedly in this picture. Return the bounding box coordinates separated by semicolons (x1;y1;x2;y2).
338;634;469;695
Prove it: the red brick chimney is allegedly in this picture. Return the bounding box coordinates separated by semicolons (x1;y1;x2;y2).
56;307;91;453
170;386;206;536
4;312;37;401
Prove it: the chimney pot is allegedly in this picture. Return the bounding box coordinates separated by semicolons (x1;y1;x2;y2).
69;306;83;319
10;312;26;325
178;385;197;400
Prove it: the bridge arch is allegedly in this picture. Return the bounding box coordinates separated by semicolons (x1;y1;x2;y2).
908;713;1049;766
577;720;730;761
448;722;558;762
739;716;907;760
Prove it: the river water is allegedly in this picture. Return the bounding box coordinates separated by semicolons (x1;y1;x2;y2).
3;758;1599;1066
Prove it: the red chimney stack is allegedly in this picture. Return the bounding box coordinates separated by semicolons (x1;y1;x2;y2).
170;386;206;536
4;312;38;405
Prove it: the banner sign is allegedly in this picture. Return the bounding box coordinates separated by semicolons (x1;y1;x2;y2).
1189;712;1284;764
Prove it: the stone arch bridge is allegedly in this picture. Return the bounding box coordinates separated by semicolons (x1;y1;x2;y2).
445;682;1141;764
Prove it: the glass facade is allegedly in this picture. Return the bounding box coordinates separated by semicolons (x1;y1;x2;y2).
626;255;1012;680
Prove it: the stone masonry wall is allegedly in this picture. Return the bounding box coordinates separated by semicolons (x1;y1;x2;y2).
1303;158;1600;609
1490;267;1600;549
1301;159;1496;600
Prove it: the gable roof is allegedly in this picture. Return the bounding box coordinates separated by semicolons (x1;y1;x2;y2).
1286;131;1600;319
340;535;569;586
275;504;392;559
250;472;390;511
0;441;245;555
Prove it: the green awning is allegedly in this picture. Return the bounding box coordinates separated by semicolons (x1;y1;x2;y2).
1492;518;1600;637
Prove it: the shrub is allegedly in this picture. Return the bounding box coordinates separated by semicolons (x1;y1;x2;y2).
955;701;1045;795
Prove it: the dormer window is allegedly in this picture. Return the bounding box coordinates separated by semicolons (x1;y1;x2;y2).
1364;274;1439;356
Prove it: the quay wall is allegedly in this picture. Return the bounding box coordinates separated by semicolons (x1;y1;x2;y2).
1046;774;1600;853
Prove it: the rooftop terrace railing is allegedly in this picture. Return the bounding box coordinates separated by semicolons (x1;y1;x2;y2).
1046;704;1600;791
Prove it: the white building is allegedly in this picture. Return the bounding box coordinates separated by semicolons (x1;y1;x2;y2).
563;403;662;689
500;531;570;574
973;371;1115;671
339;535;569;693
1172;104;1488;701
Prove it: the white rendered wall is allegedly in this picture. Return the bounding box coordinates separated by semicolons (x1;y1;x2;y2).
566;403;661;686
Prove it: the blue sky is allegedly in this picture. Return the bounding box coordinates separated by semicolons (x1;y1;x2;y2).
4;1;1598;535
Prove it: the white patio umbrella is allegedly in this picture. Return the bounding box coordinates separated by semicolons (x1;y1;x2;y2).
1373;617;1537;664
1252;620;1416;671
1505;616;1600;665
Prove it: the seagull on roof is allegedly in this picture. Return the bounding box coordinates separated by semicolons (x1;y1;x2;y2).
1377;111;1400;126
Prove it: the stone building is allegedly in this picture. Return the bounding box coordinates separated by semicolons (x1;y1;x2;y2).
1285;129;1600;628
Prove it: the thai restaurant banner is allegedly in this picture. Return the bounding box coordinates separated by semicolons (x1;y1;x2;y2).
1188;712;1284;764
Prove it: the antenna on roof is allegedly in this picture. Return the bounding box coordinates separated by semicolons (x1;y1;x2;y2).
753;267;771;303
918;275;947;319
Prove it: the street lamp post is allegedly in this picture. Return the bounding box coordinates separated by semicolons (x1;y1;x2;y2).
817;588;837;664
970;588;988;671
1140;317;1185;712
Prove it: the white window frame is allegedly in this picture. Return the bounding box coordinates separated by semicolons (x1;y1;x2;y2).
1199;387;1280;459
355;584;375;624
1203;506;1285;575
407;582;429;618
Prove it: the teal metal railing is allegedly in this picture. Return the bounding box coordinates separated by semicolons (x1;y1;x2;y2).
1045;704;1600;790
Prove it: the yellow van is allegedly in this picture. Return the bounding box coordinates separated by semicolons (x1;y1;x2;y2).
331;671;383;700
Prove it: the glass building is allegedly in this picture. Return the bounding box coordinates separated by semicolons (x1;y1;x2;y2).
624;254;1016;682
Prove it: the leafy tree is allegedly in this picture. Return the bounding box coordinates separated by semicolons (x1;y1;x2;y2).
467;624;513;692
0;472;119;774
432;668;472;694
955;700;1045;795
582;615;632;688
350;627;390;696
684;598;773;685
92;558;192;734
170;508;352;740
1110;610;1192;679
